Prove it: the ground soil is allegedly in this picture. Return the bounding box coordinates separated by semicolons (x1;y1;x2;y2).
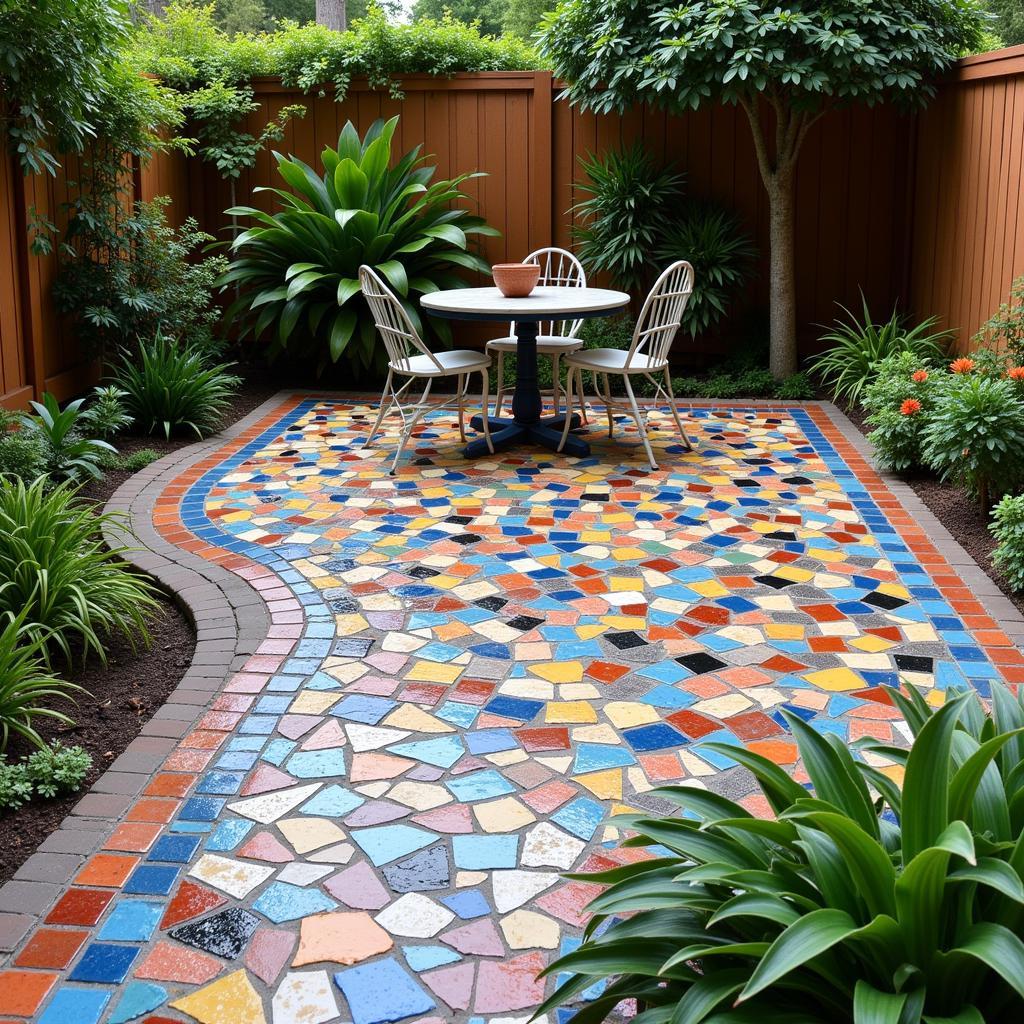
0;366;278;886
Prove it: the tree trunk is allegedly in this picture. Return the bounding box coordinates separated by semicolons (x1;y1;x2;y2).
146;0;167;13
316;0;347;31
766;173;798;379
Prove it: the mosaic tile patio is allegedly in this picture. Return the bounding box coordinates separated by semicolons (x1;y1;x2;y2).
3;394;1024;1024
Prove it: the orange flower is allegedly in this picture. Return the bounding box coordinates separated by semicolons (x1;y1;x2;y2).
1009;366;1024;381
912;369;929;382
950;357;975;374
900;398;922;416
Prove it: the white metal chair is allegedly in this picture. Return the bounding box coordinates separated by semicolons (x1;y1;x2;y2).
486;247;588;421
559;260;694;470
359;265;493;473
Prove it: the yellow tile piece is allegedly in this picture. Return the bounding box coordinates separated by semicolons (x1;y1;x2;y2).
576;625;607;640
405;661;462;684
384;705;453;734
335;614;370;636
545;701;598;724
688;579;729;598
611;546;648;561
171;970;266;1024
570;724;621;744
578;768;622;800
803;667;867;691
289;692;341;715
806;547;844;562
774;565;814;583
604;702;659;729
532;661;584;684
765;622;804;640
600;615;647;630
279;817;346;854
849;634;896;653
609;577;644;592
473;797;537;832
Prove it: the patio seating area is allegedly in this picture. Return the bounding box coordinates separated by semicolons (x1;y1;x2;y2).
1;393;1019;1022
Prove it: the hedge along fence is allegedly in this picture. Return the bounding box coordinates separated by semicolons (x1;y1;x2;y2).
4;52;1024;408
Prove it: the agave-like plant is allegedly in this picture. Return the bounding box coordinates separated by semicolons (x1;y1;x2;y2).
540;683;1024;1023
810;297;952;407
221;115;500;374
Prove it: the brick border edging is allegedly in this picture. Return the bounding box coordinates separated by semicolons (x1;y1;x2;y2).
2;392;1022;957
0;391;316;956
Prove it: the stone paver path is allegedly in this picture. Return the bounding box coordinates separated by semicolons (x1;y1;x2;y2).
2;395;1023;1024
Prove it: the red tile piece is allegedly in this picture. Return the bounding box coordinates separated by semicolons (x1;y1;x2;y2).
45;888;113;926
13;928;88;969
0;970;57;1017
160;880;229;929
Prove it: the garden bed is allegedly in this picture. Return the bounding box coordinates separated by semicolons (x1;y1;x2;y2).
0;371;278;886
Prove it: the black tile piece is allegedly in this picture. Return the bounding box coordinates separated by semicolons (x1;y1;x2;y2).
445;515;473;525
675;652;728;675
765;531;798;541
382;845;450;893
169;907;259;959
506;615;544;632
581;492;609;502
407;566;440;579
754;575;797;590
863;591;908;610
333;637;374;658
474;596;508;612
606;631;648;650
782;476;813;485
894;654;934;674
450;534;482;546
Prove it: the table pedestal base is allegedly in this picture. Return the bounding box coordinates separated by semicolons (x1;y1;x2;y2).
465;413;589;458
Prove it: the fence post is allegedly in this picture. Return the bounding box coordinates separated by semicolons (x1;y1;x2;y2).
531;71;554;249
11;168;47;402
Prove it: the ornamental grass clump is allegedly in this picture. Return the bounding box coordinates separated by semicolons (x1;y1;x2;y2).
541;683;1024;1023
0;477;160;665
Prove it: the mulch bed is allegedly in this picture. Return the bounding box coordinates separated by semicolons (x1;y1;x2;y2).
0;367;279;886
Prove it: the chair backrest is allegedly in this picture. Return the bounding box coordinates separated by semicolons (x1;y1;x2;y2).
626;261;694;368
511;247;587;339
359;265;442;374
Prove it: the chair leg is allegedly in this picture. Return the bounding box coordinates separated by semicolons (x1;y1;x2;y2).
663;368;692;451
366;369;394;448
623;374;657;471
392;379;432;474
492;350;505;418
551;353;561;416
602;374;614;439
479;370;494;454
577;368;589;425
558;363;576;453
456;374;467;442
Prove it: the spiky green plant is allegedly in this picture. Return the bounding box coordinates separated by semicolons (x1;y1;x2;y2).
0;477;159;664
19;392;115;483
221;115;499;375
540;683;1024;1023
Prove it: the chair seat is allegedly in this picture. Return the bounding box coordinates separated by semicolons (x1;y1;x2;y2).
395;349;491;377
566;347;666;373
486;335;583;354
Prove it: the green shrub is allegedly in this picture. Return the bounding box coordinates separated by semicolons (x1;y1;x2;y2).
975;273;1024;364
991;493;1024;591
670;375;702;397
221;115;498;375
542;682;1024;1024
923;373;1024;512
655;202;756;337
19;393;116;484
0;610;80;751
82;385;133;441
99;448;162;473
810;296;952;406
774;371;814;400
0;432;46;482
114;335;240;440
862;352;943;474
579;315;635;351
0;477;159;664
0;742;92;812
573;144;685;293
734;367;776;395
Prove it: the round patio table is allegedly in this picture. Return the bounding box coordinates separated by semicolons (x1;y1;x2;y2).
421;285;630;458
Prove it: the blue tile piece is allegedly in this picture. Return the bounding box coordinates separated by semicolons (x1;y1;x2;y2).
252;882;338;923
38;988;111;1024
300;784;364;817
147;834;201;863
403;945;461;971
622;722;687;752
446;769;515;802
179;796;224;822
441;888;490;919
552;797;606;840
452;834;518;869
464;728;518;754
350;824;440;866
572;743;636;773
287;748;346;778
206;819;254;851
68;943;139;984
97;900;163;942
261;739;296;765
331;695;397;725
196;771;244;795
108;981;167;1024
387;736;464;768
484;695;543;721
334;957;436;1024
123;864;180;896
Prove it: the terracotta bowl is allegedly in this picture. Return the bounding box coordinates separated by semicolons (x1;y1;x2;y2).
492;263;540;298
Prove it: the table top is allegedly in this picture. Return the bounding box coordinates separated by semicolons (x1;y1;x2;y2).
421;285;630;322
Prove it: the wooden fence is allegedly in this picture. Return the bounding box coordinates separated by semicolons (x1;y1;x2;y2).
4;52;1024;408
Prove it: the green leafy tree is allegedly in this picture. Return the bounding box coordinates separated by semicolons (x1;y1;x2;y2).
0;0;132;174
539;0;985;378
411;0;505;38
501;0;552;39
985;0;1024;45
215;0;271;33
